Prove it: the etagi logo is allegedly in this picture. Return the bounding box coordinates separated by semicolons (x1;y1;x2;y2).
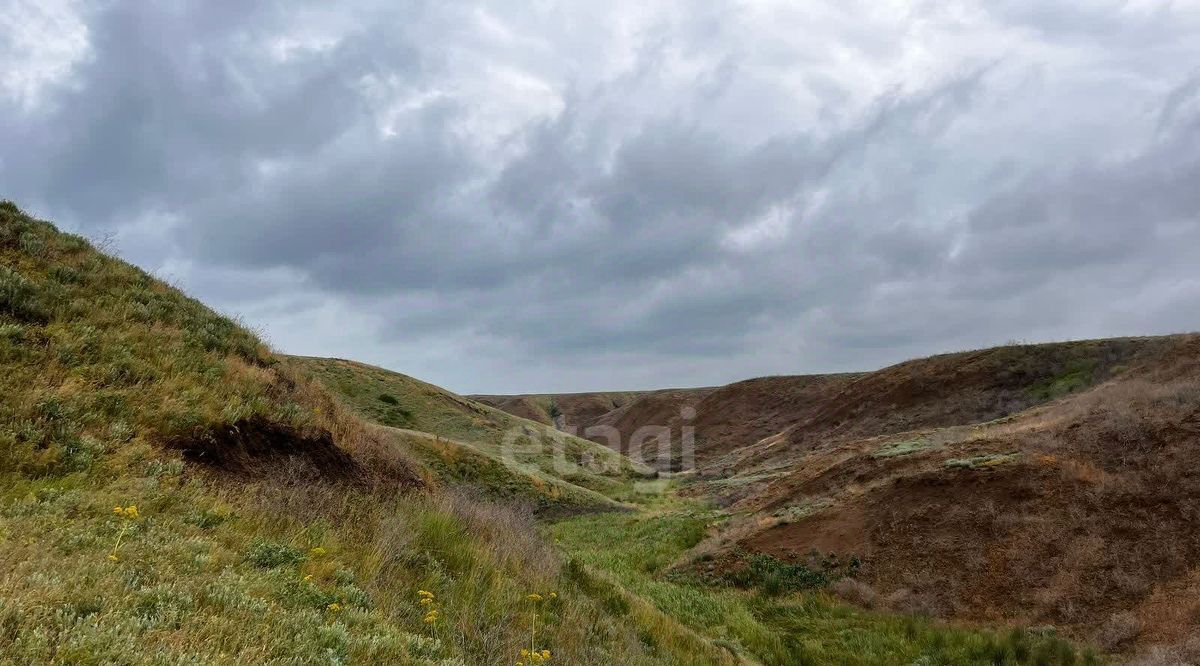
498;406;697;475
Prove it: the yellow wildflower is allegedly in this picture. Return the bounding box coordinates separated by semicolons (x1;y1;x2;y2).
327;603;342;612
107;553;119;562
310;546;326;557
417;590;434;598
548;592;557;599
303;574;313;582
419;597;433;605
526;593;543;602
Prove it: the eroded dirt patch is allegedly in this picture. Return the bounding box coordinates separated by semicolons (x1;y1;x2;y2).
169;417;366;484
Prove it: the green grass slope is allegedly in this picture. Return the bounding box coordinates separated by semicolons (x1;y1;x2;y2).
289;356;653;504
381;427;628;514
0;202;733;665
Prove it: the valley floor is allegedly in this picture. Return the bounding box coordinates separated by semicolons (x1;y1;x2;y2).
547;480;1101;666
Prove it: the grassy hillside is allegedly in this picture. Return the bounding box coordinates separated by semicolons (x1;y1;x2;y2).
0;202;407;487
742;337;1171;473
0;202;732;664
287;357;653;508
483;339;1164;476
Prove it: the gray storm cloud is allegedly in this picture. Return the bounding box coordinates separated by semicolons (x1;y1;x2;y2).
2;0;1199;392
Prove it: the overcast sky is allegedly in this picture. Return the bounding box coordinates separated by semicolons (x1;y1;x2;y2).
3;1;1199;393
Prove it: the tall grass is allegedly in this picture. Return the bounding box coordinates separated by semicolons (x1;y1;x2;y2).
0;461;721;663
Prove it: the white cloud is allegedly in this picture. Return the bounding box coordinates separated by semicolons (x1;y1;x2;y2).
2;0;1199;393
0;0;90;110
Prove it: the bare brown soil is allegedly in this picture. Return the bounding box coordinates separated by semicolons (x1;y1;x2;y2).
169;417;366;482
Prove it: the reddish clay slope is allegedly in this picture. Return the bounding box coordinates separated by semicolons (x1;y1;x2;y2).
471;391;649;430
482;338;1168;477
694;334;1200;653
706;336;1171;475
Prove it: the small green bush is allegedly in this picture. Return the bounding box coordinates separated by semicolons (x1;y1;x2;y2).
49;265;84;285
0;266;52;323
186;509;228;530
246;539;306;568
727;553;861;596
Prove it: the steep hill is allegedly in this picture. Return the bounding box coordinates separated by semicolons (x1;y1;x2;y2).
0;201;410;487
703;337;1169;477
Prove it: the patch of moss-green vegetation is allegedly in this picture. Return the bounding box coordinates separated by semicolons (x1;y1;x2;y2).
873;437;938;459
945;452;1022;470
1026;359;1100;401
